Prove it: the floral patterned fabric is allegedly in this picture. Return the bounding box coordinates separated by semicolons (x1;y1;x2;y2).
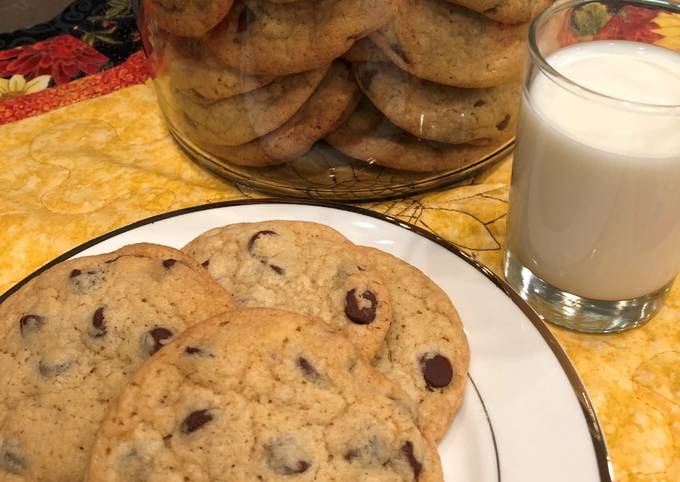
0;0;144;122
0;74;50;98
559;3;680;47
0;35;109;85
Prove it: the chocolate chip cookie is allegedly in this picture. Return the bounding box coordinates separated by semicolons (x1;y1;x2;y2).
355;62;519;144
182;221;392;359
151;0;234;37
0;243;234;482
449;0;552;24
197;60;360;166
360;247;470;442
86;308;443;481
207;0;400;76
371;0;528;88
167;38;275;102
325;97;513;171
172;65;328;146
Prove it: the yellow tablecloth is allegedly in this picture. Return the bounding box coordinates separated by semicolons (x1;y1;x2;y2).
1;83;677;481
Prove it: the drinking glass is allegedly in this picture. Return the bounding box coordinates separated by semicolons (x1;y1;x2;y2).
504;0;680;333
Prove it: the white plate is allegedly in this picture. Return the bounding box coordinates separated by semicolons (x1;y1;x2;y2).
3;201;614;482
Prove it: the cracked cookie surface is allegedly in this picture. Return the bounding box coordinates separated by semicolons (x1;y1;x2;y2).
86;308;443;482
360;247;470;442
207;0;401;76
325;97;511;172
371;0;527;88
447;0;552;25
355;62;519;145
197;60;360;166
182;221;393;359
172;65;328;146
150;0;233;37
167;38;276;102
0;243;233;482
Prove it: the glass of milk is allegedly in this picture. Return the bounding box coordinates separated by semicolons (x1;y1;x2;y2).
504;0;680;333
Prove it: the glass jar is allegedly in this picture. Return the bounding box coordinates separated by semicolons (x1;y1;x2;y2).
139;0;543;200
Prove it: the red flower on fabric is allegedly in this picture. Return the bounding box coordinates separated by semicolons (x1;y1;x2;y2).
594;5;663;43
0;35;109;85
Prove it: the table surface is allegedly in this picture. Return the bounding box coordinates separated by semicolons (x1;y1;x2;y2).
1;2;679;481
2;81;678;482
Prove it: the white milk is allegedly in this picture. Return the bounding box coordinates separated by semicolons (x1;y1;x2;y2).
507;40;680;301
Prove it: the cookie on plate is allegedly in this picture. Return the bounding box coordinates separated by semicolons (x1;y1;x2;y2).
168;38;275;102
207;0;400;76
150;0;233;37
200;60;360;166
0;243;234;482
325;97;513;172
448;0;552;24
172;65;328;146
371;0;527;88
360;247;470;442
86;308;444;482
355;62;519;145
182;221;392;359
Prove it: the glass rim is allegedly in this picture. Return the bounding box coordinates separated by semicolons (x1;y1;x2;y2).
528;0;680;112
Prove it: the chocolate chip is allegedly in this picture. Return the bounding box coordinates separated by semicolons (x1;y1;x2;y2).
344;449;359;461
247;231;283;274
201;259;210;268
420;354;453;389
185;346;203;355
38;359;71;377
70;268;104;291
237;5;256;33
296;356;320;380
285;460;309;475
180;409;213;434
162;259;176;269
19;315;44;336
402;441;422;479
142;327;174;355
496;114;510;131
0;441;26;475
265;436;311;475
247;230;277;254
118;448;148;479
89;307;107;338
344;436;389;465
473;99;486;107
344;289;378;325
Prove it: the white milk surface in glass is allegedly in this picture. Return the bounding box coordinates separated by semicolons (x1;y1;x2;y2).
507;40;680;301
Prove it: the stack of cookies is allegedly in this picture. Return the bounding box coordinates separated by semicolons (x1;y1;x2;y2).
0;221;469;481
147;0;550;173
